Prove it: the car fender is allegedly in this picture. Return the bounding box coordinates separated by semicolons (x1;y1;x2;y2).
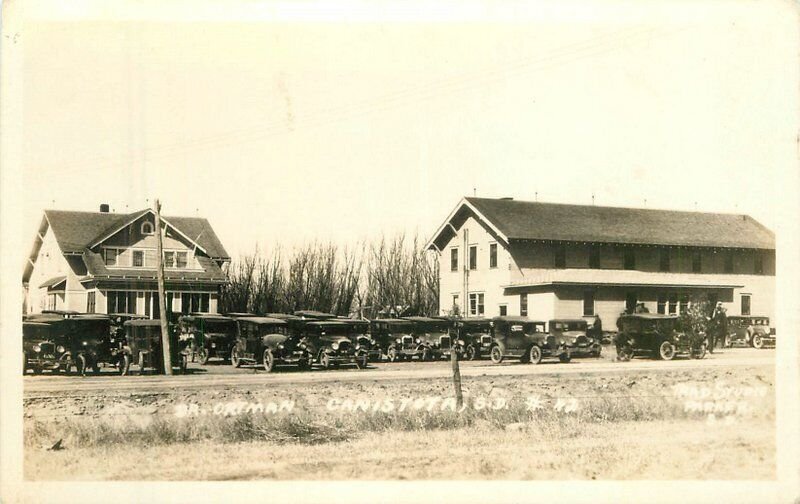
262;333;288;350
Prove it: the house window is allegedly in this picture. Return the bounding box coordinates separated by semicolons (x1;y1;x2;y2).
679;295;689;314
141;221;154;235
469;245;477;270
623;250;635;270
754;254;763;275
452;294;459;312
164;251;176;268
86;292;96;313
659;250;670;272
132;250;144;267
468;293;484;316
589;247;600;269
104;248;119;266
692;252;702;273
583;291;595;316
489;243;498;269
520;294;528;317
625;292;637;313
499;305;507;316
724;253;734;273
554;246;566;268
176;251;188;268
741;294;751;316
106;291;137;314
450;248;459;272
668;294;678;314
657;294;667;314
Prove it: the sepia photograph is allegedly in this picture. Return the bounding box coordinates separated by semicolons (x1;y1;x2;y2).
1;0;799;502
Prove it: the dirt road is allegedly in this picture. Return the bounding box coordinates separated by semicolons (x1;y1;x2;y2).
24;347;772;396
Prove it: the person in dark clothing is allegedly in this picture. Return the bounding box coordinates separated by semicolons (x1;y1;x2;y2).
590;315;603;341
707;302;727;353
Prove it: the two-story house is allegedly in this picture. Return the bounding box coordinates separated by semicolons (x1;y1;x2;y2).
23;205;230;318
426;197;775;325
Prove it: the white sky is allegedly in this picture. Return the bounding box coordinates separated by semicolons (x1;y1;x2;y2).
20;0;799;259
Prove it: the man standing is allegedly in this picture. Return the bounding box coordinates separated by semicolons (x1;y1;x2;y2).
708;302;728;353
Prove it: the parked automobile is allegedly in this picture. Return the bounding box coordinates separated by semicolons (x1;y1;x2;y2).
339;318;382;361
726;316;775;349
67;314;128;375
370;318;417;362
23;319;69;374
549;319;601;358
123;320;189;374
230;316;312;371
403;316;453;361
489;316;570;364
178;314;238;364
615;313;707;361
299;320;368;369
452;318;493;360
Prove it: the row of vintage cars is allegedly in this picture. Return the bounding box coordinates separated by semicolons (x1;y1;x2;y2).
21;309;774;375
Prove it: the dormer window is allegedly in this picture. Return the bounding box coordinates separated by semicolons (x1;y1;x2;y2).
141;221;154;235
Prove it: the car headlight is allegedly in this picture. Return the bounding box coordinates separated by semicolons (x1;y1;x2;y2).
57;345;65;353
457;339;465;345
395;338;401;343
82;341;88;346
332;342;340;350
559;339;565;345
277;343;284;349
299;342;307;349
415;338;420;343
33;344;41;353
355;344;361;350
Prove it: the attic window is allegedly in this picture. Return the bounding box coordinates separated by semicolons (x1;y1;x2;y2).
141;221;154;235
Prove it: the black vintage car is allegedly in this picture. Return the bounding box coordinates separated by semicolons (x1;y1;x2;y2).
489;316;570;364
615;313;707;361
300;320;368;369
67;314;127;375
403;316;453;361
179;314;238;364
230;316;312;371
123;320;189;374
23;320;69;374
370;318;416;362
452;318;494;360
339;318;382;362
549;319;601;358
726;316;775;349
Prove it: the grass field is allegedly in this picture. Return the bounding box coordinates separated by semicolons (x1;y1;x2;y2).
24;364;774;480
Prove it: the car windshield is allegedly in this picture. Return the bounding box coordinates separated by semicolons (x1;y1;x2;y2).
23;324;52;340
347;324;369;335
751;318;769;326
204;320;236;333
386;322;414;334
464;322;492;333
259;324;287;336
552;321;586;331
417;322;449;333
74;319;110;338
313;324;349;337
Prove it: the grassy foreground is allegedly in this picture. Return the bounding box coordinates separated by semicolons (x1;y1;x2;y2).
24;365;775;480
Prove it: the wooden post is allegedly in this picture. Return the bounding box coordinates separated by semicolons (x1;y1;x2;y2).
154;199;173;375
451;331;463;408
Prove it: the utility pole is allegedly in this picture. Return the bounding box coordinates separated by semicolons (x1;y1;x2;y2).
154;199;173;375
451;227;468;408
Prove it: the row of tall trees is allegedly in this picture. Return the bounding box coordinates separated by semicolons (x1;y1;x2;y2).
218;234;439;318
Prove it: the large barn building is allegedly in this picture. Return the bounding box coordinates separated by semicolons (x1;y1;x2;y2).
426;197;775;326
23;206;230;318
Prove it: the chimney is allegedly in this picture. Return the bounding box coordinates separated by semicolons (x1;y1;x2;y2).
99;204;110;213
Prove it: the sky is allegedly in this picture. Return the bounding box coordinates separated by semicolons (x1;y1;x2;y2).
20;0;799;260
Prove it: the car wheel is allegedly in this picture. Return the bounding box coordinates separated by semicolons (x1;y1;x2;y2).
658;341;676;361
76;354;87;377
33;367;42;375
262;349;275;372
119;354;131;376
465;345;477;361
356;355;368;369
558;352;571;363
752;334;764;349
529;346;543;365
320;352;331;369
197;347;210;365
692;343;707;360
230;347;242;368
490;346;503;364
387;346;398;363
92;361;101;374
617;344;633;362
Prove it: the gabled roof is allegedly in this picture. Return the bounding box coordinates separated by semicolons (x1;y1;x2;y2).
43;209;230;259
428;197;775;250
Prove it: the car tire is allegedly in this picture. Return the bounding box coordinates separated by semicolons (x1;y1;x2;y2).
692;343;707;360
617;344;633;362
76;354;87;377
320;352;331;369
465;345;477;361
197;347;210;365
658;341;676;361
33;367;42;375
752;334;764;349
387;346;398;363
263;349;275;372
558;352;571;363
119;354;131;376
529;346;542;365
356;355;368;369
230;347;242;368
490;346;503;364
92;361;101;374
